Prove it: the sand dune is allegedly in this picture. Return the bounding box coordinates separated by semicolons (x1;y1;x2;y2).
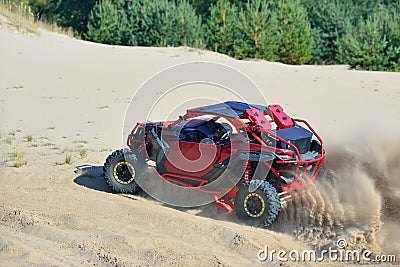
1;16;399;266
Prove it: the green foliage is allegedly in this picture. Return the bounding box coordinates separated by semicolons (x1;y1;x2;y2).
64;153;73;164
126;0;203;47
27;0;96;34
174;1;204;47
12;149;27;168
206;0;236;56
273;0;311;64
53;0;96;34
26;135;33;142
7;0;400;70
301;0;395;66
301;0;358;64
233;0;279;61
1;0;35;32
336;5;400;71
232;0;311;64
27;0;59;20
85;0;133;45
188;0;217;19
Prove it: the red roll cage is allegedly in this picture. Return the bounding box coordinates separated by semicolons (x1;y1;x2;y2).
128;103;326;209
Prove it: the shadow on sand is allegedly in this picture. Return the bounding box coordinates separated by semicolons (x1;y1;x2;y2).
73;164;111;193
72;164;240;224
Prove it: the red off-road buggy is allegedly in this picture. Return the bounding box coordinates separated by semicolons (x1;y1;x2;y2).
104;101;326;226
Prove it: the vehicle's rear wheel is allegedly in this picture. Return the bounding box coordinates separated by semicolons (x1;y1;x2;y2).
103;149;144;194
235;180;280;227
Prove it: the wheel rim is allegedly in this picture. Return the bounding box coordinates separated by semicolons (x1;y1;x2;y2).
113;161;135;184
244;193;265;218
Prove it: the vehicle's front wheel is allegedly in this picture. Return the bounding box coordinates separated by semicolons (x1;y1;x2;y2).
103;149;144;194
235;180;280;227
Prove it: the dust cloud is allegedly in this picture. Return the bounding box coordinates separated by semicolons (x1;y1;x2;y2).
271;138;400;257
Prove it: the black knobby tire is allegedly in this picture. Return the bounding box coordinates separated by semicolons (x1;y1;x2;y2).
103;148;144;194
234;180;281;227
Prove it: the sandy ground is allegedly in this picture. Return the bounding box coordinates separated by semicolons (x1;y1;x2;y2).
1;16;400;266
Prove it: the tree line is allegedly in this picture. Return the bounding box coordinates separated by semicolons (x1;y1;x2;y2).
16;0;400;71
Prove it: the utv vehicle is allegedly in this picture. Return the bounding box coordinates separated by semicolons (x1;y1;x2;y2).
104;101;326;226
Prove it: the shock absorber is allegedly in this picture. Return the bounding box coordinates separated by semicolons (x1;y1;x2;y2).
241;161;253;182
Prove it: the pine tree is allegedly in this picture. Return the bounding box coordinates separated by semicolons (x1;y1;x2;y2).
301;0;379;64
384;2;400;70
273;0;311;64
234;0;279;61
206;0;237;56
85;0;132;45
53;0;97;34
28;0;97;34
336;5;400;71
188;0;218;19
173;0;204;47
126;0;203;47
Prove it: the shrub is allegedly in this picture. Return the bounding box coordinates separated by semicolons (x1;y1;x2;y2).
65;153;73;164
79;147;88;158
85;0;133;45
301;0;358;64
26;135;33;142
26;0;96;34
336;4;400;71
233;0;279;61
12;149;27;168
206;0;237;56
126;0;203;47
273;0;312;64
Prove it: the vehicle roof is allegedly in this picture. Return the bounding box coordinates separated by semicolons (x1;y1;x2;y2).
188;101;267;118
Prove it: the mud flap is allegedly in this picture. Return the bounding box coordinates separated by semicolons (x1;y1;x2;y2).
214;195;233;212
